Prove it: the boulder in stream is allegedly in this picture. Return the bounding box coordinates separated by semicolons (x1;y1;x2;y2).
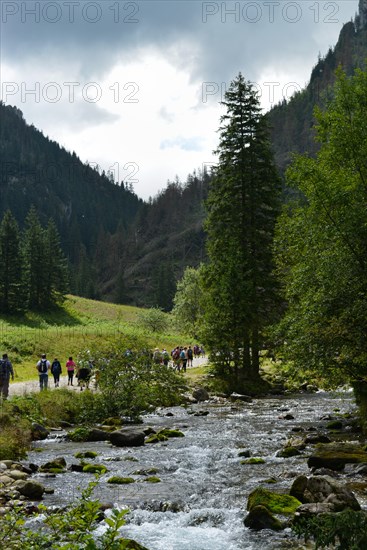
13;480;45;499
31;423;49;441
308;443;367;471
247;487;301;516
192;387;209;402
290;475;361;511
110;428;145;447
244;505;283;531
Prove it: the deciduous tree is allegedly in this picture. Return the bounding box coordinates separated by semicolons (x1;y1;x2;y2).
275;66;367;384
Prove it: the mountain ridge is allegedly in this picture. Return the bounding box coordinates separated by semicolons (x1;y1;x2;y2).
1;11;366;307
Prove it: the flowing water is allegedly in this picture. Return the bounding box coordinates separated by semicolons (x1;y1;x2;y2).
27;390;359;549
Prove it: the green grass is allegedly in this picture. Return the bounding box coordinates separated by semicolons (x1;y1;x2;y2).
1;295;188;382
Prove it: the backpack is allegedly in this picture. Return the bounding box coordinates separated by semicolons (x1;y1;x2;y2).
172;349;180;360
180;350;186;360
187;348;193;359
51;361;61;374
39;359;48;374
0;359;7;380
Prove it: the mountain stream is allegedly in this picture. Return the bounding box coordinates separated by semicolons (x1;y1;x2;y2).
27;390;360;549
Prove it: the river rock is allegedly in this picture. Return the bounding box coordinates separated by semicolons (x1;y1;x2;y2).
86;428;111;442
290;475;360;512
353;463;367;475
7;470;29;481
304;433;331;444
230;392;252;403
110;428;145;447
40;457;67;473
308;443;367;471
13;480;45;499
276;446;301;458
31;423;50;440
296;502;335;515
192;387;209;402
244;505;283;531
0;474;14;486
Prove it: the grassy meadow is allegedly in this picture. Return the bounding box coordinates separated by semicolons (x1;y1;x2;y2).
0;295;190;383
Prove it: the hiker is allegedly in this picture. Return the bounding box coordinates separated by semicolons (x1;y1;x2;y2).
0;353;14;400
76;362;91;391
162;348;170;366
180;347;188;373
51;358;62;387
66;356;76;386
36;354;51;390
172;346;181;371
187;345;193;367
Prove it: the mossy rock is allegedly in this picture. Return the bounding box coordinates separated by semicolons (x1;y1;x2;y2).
67;427;91;442
247;488;301;515
107;476;135;484
123;456;139;462
132;468;159;476
75;451;98;459
276;446;301;458
264;478;278;484
145;433;169;444
144;476;161;483
82;463;108;474
102;417;122;426
326;420;343;430
308;443;367;471
46;468;66;474
40;458;67;473
158;429;184;438
241;457;265;465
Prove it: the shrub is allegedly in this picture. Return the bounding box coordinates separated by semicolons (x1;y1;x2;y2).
0;411;32;460
0;479;149;549
79;336;187;420
293;509;367;549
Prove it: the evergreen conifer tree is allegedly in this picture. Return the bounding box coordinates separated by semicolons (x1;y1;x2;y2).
202;73;281;384
45;219;69;304
0;210;27;312
23;207;47;309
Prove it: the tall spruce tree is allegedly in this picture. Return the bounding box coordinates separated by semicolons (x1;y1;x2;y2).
202;73;281;384
23;207;68;308
45;219;69;304
23;207;47;309
0;210;27;312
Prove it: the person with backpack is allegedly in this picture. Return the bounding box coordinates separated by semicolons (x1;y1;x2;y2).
172;346;181;371
36;353;51;390
0;353;14;400
180;347;188;373
66;356;76;386
51;358;62;388
187;346;193;367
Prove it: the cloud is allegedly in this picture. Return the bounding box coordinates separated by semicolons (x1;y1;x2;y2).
0;0;359;198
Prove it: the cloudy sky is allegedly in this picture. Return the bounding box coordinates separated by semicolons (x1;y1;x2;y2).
0;0;359;199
